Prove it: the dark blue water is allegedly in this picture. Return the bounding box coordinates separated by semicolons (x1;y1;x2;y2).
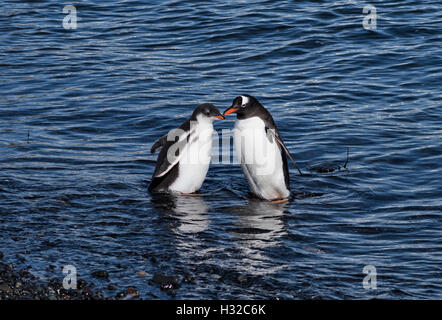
0;0;441;299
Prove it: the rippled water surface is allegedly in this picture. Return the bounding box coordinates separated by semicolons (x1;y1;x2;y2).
1;0;441;299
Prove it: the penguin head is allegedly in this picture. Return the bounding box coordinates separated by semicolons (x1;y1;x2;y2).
223;94;261;118
192;103;225;122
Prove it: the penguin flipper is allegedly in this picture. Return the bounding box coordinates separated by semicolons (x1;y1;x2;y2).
153;129;191;178
151;134;168;153
265;127;303;175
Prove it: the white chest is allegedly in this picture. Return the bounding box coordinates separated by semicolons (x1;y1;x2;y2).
233;117;289;200
169;121;213;193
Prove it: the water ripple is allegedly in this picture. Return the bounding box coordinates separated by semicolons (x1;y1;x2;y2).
0;0;441;299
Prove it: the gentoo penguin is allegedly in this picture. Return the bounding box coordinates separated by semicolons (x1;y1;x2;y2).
223;95;302;201
149;103;224;194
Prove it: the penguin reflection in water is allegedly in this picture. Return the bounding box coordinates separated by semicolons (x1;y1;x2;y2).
149;103;224;194
223;95;302;202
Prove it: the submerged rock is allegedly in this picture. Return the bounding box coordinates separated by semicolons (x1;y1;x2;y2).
91;270;109;279
137;270;147;277
0;261;105;300
152;273;180;290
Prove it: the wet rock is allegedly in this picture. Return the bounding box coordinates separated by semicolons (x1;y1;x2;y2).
127;287;138;295
308;166;337;173
125;287;139;299
107;283;116;291
91;270;109;279
183;273;195;284
141;252;151;259
45;264;56;272
77;278;87;290
166;290;176;297
137;270;147;277
18;268;34;279
0;284;12;294
41;240;58;248
212;274;221;280
152;273;180;290
0;259;108;300
82;286;92;296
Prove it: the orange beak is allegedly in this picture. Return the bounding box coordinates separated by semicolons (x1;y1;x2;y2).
223;107;239;116
214;115;225;120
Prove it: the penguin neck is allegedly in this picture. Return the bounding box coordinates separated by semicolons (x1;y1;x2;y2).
194;114;214;136
236;103;266;121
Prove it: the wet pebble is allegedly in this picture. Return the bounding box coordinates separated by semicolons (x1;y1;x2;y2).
212;274;221;280
238;275;248;283
45;264;56;272
107;283;116;291
77;278;87;289
183;273;195;284
0;261;106;300
137;270;147;277
0;284;12;294
91;270;109;279
152;273;180;290
125;287;139;298
166;290;176;297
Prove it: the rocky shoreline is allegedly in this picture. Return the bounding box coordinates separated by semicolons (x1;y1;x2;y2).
0;252;184;300
0;252;146;300
0;259;107;300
